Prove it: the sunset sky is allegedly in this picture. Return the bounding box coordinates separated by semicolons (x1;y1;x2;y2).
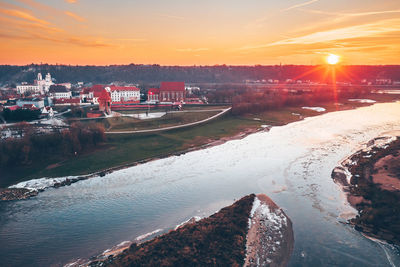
1;0;399;65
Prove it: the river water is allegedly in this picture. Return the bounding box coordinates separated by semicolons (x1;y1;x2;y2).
1;103;400;266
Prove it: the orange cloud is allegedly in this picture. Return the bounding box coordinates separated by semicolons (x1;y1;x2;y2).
16;0;59;14
282;0;319;11
176;48;209;52
65;0;78;3
239;18;400;50
0;8;50;25
0;15;62;33
64;11;85;22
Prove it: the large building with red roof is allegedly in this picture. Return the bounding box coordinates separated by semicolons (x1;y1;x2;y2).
80;85;106;104
108;85;140;103
159;82;185;102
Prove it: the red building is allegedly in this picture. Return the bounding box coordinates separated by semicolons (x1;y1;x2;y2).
98;89;112;114
80;85;107;104
147;88;160;102
53;98;81;105
159;82;185;102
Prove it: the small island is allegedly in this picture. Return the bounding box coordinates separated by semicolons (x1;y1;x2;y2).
332;136;400;245
83;194;294;267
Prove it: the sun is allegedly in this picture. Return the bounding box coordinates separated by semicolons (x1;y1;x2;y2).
326;54;340;65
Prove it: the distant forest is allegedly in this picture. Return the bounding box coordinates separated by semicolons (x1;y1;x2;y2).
1;64;400;85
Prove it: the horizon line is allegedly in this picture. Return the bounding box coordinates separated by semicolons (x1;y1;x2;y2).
1;63;400;67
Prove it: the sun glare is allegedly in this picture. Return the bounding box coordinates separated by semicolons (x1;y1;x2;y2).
326;54;340;65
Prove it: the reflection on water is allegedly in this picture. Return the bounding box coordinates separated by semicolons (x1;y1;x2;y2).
1;103;400;266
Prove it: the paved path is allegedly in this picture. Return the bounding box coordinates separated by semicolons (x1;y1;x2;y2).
106;107;231;134
69;108;229;121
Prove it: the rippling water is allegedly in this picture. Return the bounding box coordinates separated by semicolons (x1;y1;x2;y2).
1;103;400;266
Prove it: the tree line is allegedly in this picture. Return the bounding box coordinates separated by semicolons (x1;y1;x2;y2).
0;122;105;168
2;108;41;122
231;86;370;115
1;64;400;84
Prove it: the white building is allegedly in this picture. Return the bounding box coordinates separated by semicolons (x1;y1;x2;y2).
16;83;41;95
51;91;72;99
17;73;54;95
49;86;72;99
108;85;140;103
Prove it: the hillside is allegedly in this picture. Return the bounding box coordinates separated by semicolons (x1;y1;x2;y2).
1;64;400;84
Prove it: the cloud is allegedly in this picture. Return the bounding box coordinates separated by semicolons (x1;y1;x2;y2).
64;11;85;22
176;48;209;52
270;19;400;46
239;18;400;51
116;38;147;42
0;8;50;25
300;8;400;18
0;32;32;40
65;0;78;3
0;11;113;49
159;14;185;20
15;0;58;14
0;15;62;34
15;0;84;23
282;0;319;12
0;28;115;48
67;37;115;48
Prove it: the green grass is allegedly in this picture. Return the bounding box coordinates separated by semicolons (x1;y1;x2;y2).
2;93;399;186
75;111;221;132
1;114;259;185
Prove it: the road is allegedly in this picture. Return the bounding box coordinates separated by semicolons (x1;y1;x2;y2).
105;107;231;134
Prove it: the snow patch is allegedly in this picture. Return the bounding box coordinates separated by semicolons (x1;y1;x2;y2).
348;99;376;104
174;216;202;230
39;118;67;126
302;107;326;112
9;177;77;191
128;112;166;120
135;229;163;241
246;196;289;266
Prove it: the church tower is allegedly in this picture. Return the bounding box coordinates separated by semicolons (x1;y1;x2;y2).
45;73;51;82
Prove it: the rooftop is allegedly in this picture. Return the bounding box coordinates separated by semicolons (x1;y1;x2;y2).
160;82;185;92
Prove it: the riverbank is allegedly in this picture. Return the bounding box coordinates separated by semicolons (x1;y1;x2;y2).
2;94;399;200
332;135;400;245
71;194;293;267
1;125;268;201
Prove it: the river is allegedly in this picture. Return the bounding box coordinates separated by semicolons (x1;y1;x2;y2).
1;102;400;266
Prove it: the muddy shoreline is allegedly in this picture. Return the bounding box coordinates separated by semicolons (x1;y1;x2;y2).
1;126;269;201
332;135;400;246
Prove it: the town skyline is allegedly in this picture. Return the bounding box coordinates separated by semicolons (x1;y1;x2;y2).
1;0;399;66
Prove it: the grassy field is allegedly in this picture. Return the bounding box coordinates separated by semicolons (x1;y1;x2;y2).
1;114;258;186
1;93;399;187
72;110;222;132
